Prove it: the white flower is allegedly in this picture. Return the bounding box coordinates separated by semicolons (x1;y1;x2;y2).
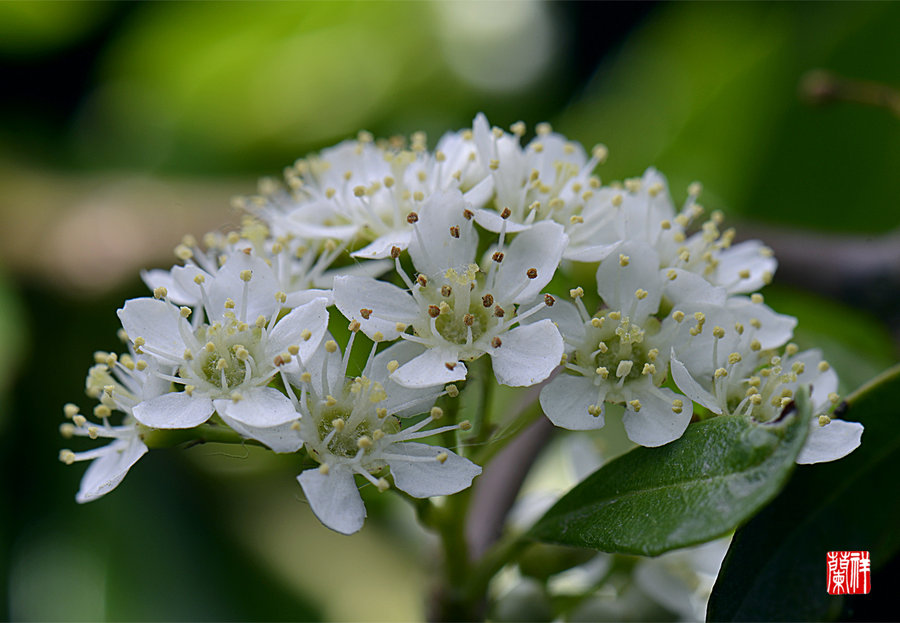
118;250;328;431
333;189;566;388
669;306;862;464
539;241;694;447
59;345;171;503
246;129;491;260
469;114;608;240
289;333;481;534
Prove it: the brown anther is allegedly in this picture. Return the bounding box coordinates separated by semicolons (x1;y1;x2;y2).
500;207;512;219
390;246;401;259
449;226;460;239
417;274;428;287
360;308;372;320
428;305;441;318
482;294;494;307
492;251;504;263
526;268;538;279
444;362;457;371
273;355;285;366
463;209;474;220
494;305;505;318
463;314;474;326
406;212;419;224
491;337;502;348
441;285;452;297
544;294;555;306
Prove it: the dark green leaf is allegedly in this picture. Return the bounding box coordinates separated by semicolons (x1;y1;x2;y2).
529;390;811;556
708;364;900;622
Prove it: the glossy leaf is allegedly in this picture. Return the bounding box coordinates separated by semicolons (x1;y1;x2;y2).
529;390;811;556
707;364;900;622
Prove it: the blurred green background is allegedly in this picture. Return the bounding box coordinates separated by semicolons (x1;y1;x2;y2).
1;2;899;620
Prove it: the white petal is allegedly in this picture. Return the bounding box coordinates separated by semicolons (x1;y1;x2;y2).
622;382;692;447
351;230;413;259
796;418;863;464
284;288;333;308
76;437;148;503
297;465;366;535
716;240;778;294
391;346;467;388
539;374;606;430
141;266;203;306
472;208;530;234
317;259;391;288
462;176;494;209
333;275;418;342
669;353;722;414
517;298;586;347
407;189;477;278
371;341;443;417
286;201;359;240
596;240;661;318
490;320;562;387
117;297;188;359
133;392;214;429
727;297;796;350
208;253;280;321
492;221;567;304
214;386;299;428
290;331;344;399
216;412;302;453
662;269;727;307
386;442;481;498
267;297;329;364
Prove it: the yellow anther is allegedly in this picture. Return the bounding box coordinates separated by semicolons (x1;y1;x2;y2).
216;358;228;370
570;215;584;225
750;318;762;329
595;366;609;379
616;360;634;378
818;415;832;427
750;339;762;351
59;449;76;465
715;368;728;379
785;343;799;356
372;331;384;342
628;399;642;412
728;352;742;364
751;293;764;304
673;311;685;323
372;429;385;442
237;269;251;283
153;286;168;299
642;363;656;376
63;403;80;419
205;342;216;353
818;361;830;372
72;414;87;427
386;360;400;374
597;342;608;353
430;406;444;420
611;194;623;207
635;289;648;300
569;287;584;299
590;317;604;328
299;372;311;384
828;392;840;404
445;384;459;397
648;182;664;197
376;478;390;492
592;144;608;162
435;452;449;465
792;362;805;374
738;269;751;280
300;329;312;341
713;326;725;339
94;404;111;418
619;254;630;267
459;420;472;431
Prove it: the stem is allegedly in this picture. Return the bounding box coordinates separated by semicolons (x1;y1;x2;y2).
140;422;267;449
837;361;900;414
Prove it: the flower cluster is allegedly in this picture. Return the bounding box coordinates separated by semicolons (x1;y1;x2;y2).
60;114;862;533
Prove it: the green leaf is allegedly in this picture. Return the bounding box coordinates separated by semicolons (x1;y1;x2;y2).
707;364;900;622
528;391;811;556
